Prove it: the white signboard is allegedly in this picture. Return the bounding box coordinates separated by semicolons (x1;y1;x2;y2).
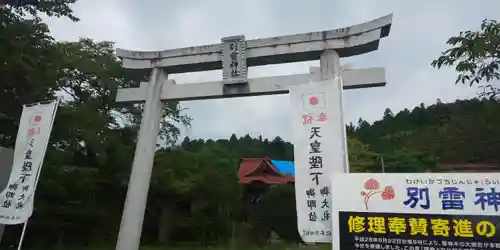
0;100;58;225
290;79;349;243
330;173;500;250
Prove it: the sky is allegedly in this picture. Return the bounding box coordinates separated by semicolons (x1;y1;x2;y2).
44;0;500;142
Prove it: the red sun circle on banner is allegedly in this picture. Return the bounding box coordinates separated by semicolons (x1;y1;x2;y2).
309;96;318;105
29;114;43;126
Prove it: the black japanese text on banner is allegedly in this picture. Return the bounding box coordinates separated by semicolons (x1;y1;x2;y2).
0;101;58;225
290;79;349;243
330;173;500;250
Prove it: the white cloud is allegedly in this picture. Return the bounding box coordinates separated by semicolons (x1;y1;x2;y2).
45;0;500;142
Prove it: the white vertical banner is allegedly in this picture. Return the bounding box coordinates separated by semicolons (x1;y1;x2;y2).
0;100;59;225
290;78;349;243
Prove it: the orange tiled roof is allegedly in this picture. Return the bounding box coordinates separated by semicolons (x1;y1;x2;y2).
238;157;294;184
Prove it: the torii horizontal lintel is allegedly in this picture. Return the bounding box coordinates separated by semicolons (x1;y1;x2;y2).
116;67;385;103
116;14;393;73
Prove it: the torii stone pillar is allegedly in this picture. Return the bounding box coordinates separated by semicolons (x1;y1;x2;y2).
114;14;393;250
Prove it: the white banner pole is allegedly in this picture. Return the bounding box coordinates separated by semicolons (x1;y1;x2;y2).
16;221;28;250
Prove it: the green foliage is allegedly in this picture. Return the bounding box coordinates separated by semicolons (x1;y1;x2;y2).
0;1;190;247
348;138;379;172
253;184;302;243
0;13;59;146
432;19;500;98
4;0;79;21
353;99;500;165
148;147;241;244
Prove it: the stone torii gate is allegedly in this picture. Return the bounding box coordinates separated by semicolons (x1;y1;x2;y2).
114;14;393;250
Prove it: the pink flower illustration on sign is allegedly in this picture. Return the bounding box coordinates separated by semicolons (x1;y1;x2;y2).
360;179;395;210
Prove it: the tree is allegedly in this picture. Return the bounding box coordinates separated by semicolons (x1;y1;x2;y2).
0;10;66;146
149;146;241;245
1;1;193;245
1;0;78;21
352;98;500;167
357;118;370;130
383;108;394;119
381;148;436;173
12;37;190;247
253;184;301;244
432;19;500;98
348;138;379;172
